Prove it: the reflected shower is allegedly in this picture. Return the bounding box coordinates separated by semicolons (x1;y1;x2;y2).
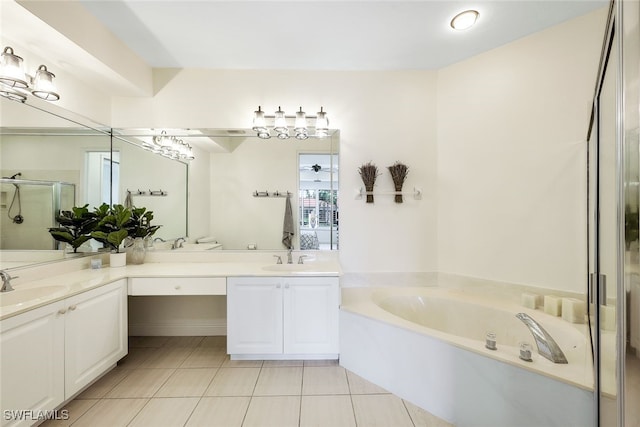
4;172;24;224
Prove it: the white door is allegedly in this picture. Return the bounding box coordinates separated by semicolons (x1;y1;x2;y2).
227;277;283;355
64;280;127;397
284;277;339;354
0;301;65;427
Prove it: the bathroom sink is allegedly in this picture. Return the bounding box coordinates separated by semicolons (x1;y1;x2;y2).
0;285;67;308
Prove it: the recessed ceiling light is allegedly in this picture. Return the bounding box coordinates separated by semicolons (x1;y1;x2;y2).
450;10;479;31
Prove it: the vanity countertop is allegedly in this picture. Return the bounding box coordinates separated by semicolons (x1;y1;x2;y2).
0;260;342;321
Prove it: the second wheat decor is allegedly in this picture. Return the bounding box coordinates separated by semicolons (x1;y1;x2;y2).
388;162;409;203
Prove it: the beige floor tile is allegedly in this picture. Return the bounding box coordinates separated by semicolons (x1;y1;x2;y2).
105;368;174;398
155;368;218;397
199;336;227;348
304;359;339;367
403;400;453;427
243;396;301;427
221;355;263;368
75;368;130;399
72;398;148;427
180;346;226;368
163;336;204;347
204;367;260;396
139;346;194;368
300;395;356;427
185;396;251;427
351;394;414;427
254;367;303;396
129;336;169;348
263;359;304;367
303;366;349;395
117;347;156;369
128;397;199;427
346;370;390;394
40;399;99;427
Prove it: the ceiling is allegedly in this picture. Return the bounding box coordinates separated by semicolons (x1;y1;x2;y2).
78;0;607;71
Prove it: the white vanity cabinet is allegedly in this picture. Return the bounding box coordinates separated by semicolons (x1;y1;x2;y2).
0;280;127;426
227;276;340;359
0;300;65;427
64;279;128;397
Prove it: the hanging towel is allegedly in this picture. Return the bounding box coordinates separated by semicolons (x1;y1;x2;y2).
124;191;133;209
282;194;294;249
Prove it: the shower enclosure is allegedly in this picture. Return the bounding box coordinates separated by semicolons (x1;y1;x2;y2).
587;1;639;425
0;178;75;250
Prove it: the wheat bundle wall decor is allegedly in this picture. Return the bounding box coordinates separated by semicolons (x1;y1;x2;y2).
387;162;409;203
358;162;380;203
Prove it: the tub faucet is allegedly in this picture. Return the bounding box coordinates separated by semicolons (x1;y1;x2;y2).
516;313;568;364
0;270;16;292
172;237;186;249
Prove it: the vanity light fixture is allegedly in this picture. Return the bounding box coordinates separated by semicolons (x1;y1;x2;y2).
141;130;195;161
0;46;60;102
450;10;479;31
252;106;330;139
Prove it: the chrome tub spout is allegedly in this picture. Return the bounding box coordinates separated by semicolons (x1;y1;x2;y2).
516;313;568;364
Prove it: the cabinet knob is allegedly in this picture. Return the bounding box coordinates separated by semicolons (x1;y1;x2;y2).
58;309;67;315
276;284;281;288
68;305;77;311
285;284;290;289
175;285;181;290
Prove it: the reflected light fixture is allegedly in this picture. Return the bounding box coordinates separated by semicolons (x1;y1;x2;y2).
0;46;60;102
141;130;195;161
252;106;330;139
450;10;479;31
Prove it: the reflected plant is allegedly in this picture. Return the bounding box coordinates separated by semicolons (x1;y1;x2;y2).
48;204;99;253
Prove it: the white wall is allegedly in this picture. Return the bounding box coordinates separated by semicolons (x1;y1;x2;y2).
112;69;439;274
436;8;606;292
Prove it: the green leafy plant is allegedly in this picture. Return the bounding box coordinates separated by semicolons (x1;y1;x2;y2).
48;204;99;253
126;207;161;239
91;204;131;253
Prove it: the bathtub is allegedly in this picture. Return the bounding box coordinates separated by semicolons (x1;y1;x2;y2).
339;286;595;427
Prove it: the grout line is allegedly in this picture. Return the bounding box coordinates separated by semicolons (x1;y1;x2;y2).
401;399;417;427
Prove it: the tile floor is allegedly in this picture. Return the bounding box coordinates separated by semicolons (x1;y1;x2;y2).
42;336;452;427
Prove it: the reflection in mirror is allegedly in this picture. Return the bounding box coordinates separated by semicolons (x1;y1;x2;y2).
110;131;188;242
0;98;111;270
298;153;339;250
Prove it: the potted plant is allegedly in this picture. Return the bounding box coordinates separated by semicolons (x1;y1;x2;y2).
91;203;131;267
125;206;161;264
48;204;98;253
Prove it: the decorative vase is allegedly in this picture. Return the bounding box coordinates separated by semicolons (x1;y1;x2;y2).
110;252;127;268
130;237;146;264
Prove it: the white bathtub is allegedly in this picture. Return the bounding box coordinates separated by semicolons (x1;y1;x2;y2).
339;286;595;427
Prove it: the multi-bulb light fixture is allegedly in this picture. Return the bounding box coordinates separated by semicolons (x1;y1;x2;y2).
252;106;329;140
0;46;60;103
141;130;195;161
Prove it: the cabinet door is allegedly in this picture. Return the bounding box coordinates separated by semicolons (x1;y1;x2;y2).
227;277;283;355
0;301;65;427
64;280;127;397
284;277;339;355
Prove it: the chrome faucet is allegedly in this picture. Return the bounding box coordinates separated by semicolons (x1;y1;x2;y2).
516;313;568;364
172;237;186;249
153;237;166;243
0;270;17;292
287;248;293;264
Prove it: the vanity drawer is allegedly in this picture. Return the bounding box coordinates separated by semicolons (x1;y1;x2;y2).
128;277;226;296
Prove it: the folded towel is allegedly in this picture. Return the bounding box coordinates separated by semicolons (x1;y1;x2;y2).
282;194;294;249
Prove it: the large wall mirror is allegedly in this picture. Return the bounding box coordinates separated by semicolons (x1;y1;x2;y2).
114;128;339;251
0;98;339;271
0;97;111;269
